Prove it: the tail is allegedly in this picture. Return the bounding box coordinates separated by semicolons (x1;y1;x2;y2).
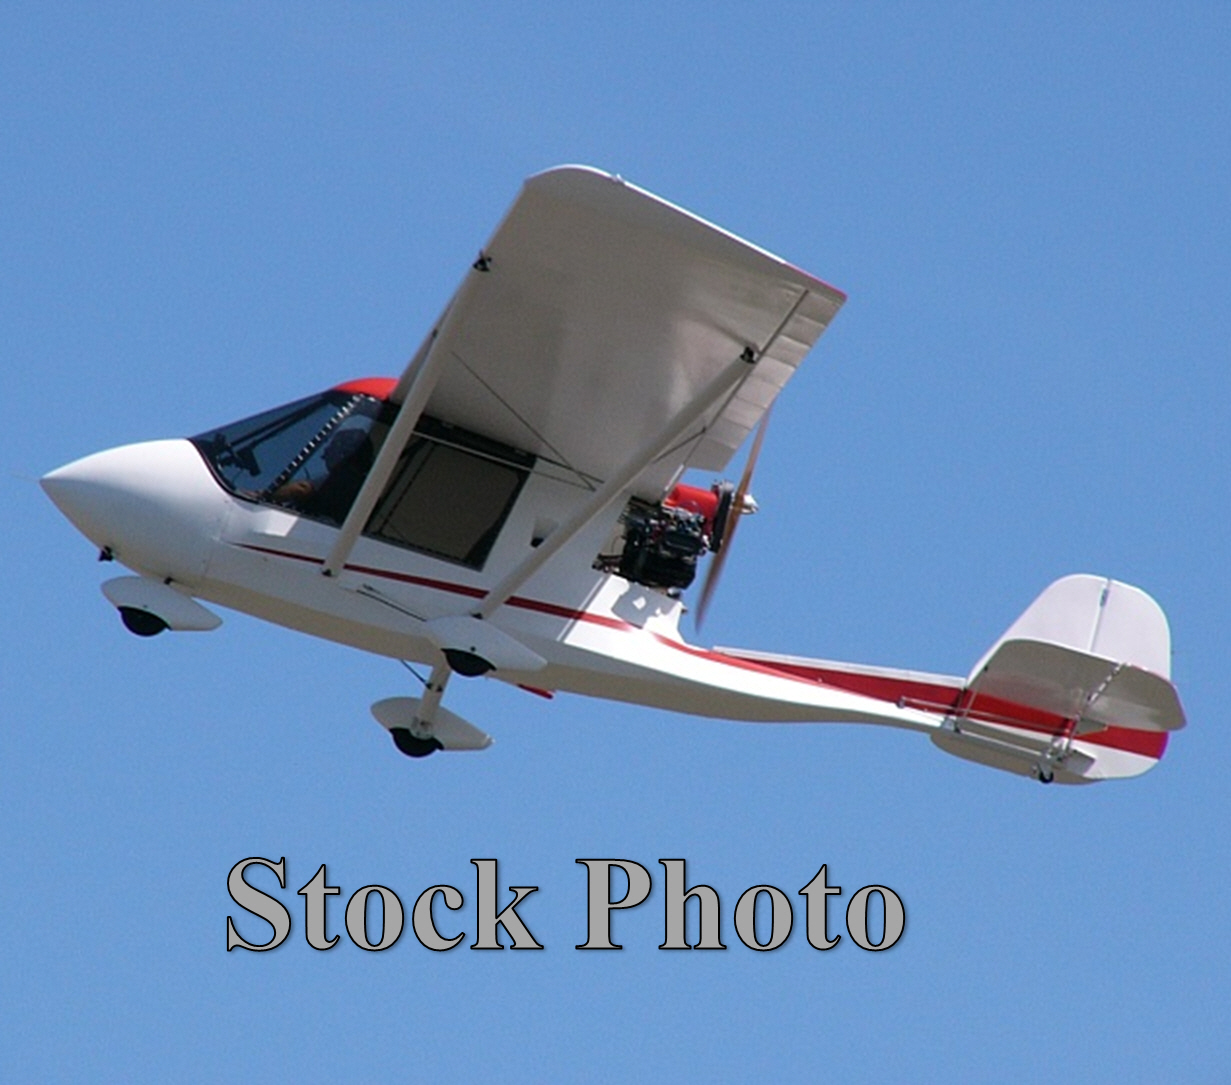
716;574;1185;784
931;575;1184;783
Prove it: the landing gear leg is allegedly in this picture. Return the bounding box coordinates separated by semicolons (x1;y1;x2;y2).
389;660;451;758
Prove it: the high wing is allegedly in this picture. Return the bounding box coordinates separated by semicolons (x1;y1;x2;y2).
322;165;846;584
394;165;845;497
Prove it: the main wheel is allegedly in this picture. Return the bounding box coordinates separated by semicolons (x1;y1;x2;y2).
119;607;168;637
390;728;443;758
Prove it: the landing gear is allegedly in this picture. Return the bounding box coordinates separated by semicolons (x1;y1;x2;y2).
391;728;443;758
374;660;494;757
1035;765;1055;785
387;659;450;758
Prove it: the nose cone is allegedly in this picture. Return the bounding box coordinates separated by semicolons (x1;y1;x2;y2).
41;449;131;538
42;439;226;583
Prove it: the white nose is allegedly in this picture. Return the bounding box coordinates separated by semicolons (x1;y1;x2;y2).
41;439;227;584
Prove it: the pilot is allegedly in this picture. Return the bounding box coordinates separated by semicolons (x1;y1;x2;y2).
273;427;375;525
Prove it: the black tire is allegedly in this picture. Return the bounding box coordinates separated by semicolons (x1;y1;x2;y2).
119;607;168;637
390;728;443;758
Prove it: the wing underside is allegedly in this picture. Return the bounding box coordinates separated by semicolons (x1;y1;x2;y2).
396;166;845;497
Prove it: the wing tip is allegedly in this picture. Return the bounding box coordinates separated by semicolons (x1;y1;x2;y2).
523;165;845;301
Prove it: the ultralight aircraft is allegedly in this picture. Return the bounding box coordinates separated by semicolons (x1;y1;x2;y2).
42;166;1185;784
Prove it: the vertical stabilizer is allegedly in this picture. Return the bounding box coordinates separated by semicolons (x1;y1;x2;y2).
968;574;1173;683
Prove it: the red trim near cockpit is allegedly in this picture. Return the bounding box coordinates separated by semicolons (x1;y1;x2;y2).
333;377;397;399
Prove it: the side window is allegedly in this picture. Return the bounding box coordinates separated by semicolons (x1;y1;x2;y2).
267;412;388;526
365;424;531;569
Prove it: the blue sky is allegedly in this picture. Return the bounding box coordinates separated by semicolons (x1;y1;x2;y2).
3;4;1229;1081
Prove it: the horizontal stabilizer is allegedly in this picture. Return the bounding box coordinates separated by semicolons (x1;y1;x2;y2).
971;639;1184;734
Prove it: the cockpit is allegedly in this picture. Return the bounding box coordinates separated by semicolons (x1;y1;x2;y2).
191;381;534;569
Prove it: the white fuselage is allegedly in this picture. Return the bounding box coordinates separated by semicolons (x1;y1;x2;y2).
41;436;938;731
42;434;1173;783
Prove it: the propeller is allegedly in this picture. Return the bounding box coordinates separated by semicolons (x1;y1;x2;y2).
694;408;770;629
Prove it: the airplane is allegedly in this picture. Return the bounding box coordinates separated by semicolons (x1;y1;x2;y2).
41;165;1185;785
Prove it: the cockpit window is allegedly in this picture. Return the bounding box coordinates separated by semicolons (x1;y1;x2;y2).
192;391;392;526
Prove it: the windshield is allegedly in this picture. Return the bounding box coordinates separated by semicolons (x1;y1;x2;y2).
192;390;392;527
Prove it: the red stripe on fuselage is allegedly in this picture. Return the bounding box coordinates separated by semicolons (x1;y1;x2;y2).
236;542;624;622
232;542;1165;759
717;653;1167;759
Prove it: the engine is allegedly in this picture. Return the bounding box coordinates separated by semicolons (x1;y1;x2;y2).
598;482;737;593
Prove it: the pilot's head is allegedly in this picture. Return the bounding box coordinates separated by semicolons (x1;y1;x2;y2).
324;428;373;472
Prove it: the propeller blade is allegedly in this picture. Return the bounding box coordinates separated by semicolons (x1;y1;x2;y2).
695;408;770;629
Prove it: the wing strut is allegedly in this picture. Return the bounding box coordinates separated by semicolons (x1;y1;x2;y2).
473;350;758;620
321;279;480;578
